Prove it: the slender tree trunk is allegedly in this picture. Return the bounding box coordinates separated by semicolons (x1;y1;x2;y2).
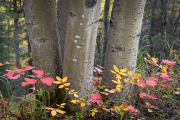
160;0;167;39
57;0;70;64
102;0;146;98
100;0;110;67
149;0;157;36
14;0;20;97
24;0;61;91
28;40;33;93
63;0;101;100
174;10;180;37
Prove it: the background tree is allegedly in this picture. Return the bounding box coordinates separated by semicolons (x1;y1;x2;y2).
62;0;101;98
102;0;146;98
23;0;61;91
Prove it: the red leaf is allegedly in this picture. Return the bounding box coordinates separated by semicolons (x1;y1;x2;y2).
29;87;35;90
24;78;37;85
18;69;25;73
28;75;35;78
89;92;101;103
8;74;21;79
25;66;35;70
146;80;156;86
94;67;103;74
3;71;14;78
135;82;146;87
40;77;54;86
158;84;167;87
162;59;176;66
147;95;157;99
148;77;157;81
149;105;157;108
21;82;27;86
139;92;147;99
128;105;137;112
97;100;103;106
32;70;44;78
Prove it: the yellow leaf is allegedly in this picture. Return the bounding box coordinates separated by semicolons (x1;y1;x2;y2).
92;111;95;116
117;88;121;92
116;74;122;79
62;77;68;82
112;80;118;84
81;102;86;107
94;108;98;112
71;100;77;104
162;67;167;74
108;90;116;93
105;89;108;91
60;106;65;108
53;81;62;84
116;84;123;88
5;62;10;65
119;104;124;108
56;109;66;114
105;93;109;95
130;80;134;84
74;94;78;98
64;82;71;86
58;85;64;89
122;108;129;111
30;52;33;58
120;68;127;72
65;88;69;90
12;66;18;72
120;111;124;115
119;72;127;76
87;100;91;105
151;57;158;64
56;76;61;81
61;103;66;106
137;79;140;83
124;79;129;82
56;104;60;106
44;107;54;110
113;65;119;73
100;92;106;94
148;109;153;112
117;79;121;84
110;70;116;74
0;63;4;66
51;110;56;116
128;71;133;76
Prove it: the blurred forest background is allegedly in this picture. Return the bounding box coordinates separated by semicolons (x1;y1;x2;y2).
0;0;180;97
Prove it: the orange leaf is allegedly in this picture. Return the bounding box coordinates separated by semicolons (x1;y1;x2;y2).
62;77;68;83
58;85;64;89
51;110;56;116
56;110;66;114
64;83;71;86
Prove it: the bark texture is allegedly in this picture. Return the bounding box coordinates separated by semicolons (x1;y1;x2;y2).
100;0;110;67
57;0;70;62
24;0;61;91
102;0;146;95
63;0;101;98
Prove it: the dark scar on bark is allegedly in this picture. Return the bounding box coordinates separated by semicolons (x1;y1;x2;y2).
85;0;97;8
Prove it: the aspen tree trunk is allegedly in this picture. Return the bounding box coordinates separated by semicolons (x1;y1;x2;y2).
102;0;146;98
100;0;110;67
23;0;61;91
63;0;101;98
57;0;70;63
